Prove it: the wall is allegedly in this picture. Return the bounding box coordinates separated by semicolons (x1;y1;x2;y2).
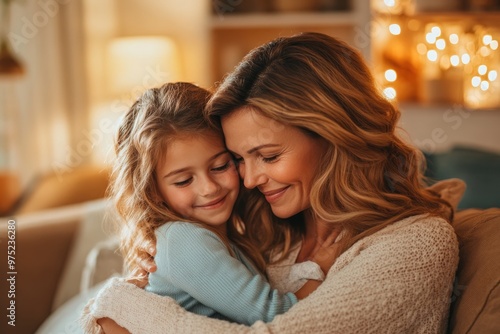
399;104;500;154
115;0;211;88
84;1;499;157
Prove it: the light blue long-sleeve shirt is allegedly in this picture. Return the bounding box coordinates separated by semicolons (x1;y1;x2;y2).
145;222;297;325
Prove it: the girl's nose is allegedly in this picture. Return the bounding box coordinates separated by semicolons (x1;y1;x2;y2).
200;175;221;196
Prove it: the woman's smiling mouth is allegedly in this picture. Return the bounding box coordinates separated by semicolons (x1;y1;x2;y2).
261;186;290;204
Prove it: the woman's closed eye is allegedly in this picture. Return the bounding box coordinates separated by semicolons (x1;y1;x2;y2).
262;154;280;163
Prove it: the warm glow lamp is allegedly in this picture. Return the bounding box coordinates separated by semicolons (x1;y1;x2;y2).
90;36;182;165
106;36;182;98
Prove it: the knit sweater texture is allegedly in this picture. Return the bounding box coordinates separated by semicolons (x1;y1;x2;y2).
81;214;459;334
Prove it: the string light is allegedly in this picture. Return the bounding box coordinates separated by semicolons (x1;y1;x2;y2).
383;87;397;100
461;54;471;64
440;56;451;70
480;46;491;57
427;50;438;62
472;76;481;87
431;26;441;37
385;69;397;82
483;35;493;45
488;70;498;81
377;1;498;108
426;32;437;44
480;81;489;91
436;39;446;50
478;65;488;75
389;24;401;35
417;43;427;55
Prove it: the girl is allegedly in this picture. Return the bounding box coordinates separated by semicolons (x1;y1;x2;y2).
106;82;338;327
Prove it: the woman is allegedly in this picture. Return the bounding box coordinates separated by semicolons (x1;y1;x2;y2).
84;32;459;333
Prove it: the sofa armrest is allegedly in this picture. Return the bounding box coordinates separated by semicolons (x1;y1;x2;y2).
0;199;114;334
449;208;500;334
0;206;81;334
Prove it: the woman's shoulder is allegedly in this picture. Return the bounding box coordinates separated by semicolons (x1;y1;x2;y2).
348;214;458;265
390;214;456;243
329;214;459;291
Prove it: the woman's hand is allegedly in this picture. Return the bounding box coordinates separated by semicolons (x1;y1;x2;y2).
97;318;131;334
126;242;157;288
310;228;343;275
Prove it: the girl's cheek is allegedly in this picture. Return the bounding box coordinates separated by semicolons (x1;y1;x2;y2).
222;171;240;189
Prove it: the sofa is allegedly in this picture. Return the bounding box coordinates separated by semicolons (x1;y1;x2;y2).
0;165;112;334
1;151;499;334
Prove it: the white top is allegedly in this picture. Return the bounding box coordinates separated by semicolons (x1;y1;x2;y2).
266;242;325;294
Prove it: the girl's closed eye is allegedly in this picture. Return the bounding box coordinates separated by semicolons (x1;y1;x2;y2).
173;178;192;187
212;161;232;172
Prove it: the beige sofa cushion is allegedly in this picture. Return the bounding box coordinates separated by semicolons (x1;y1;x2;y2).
449;208;500;334
16;165;110;214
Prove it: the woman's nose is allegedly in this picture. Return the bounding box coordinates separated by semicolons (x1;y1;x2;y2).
242;162;266;189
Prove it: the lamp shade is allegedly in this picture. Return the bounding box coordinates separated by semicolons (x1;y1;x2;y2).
106;36;182;97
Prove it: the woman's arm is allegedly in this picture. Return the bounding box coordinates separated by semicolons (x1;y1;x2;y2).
84;278;266;334
86;216;457;334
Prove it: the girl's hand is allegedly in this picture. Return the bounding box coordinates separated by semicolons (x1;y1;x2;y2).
310;228;343;275
126;243;157;288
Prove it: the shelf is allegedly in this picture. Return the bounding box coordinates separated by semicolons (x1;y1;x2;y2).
399;101;500;112
410;10;500;22
210;11;359;29
373;10;500;22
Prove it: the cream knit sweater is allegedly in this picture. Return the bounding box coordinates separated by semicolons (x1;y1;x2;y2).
81;214;458;334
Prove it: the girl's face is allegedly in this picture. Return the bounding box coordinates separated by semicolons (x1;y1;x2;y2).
156;131;240;230
221;107;326;219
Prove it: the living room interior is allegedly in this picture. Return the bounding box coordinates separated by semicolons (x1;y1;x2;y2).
0;0;499;333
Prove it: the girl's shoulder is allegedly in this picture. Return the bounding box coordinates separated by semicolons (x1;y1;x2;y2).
154;223;241;265
155;221;222;244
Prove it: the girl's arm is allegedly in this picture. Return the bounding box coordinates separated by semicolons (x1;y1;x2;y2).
152;223;300;325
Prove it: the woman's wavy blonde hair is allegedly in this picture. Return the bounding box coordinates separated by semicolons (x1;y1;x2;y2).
110;82;266;275
206;33;452;261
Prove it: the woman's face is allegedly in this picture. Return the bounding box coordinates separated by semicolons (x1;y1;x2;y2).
221;107;326;218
